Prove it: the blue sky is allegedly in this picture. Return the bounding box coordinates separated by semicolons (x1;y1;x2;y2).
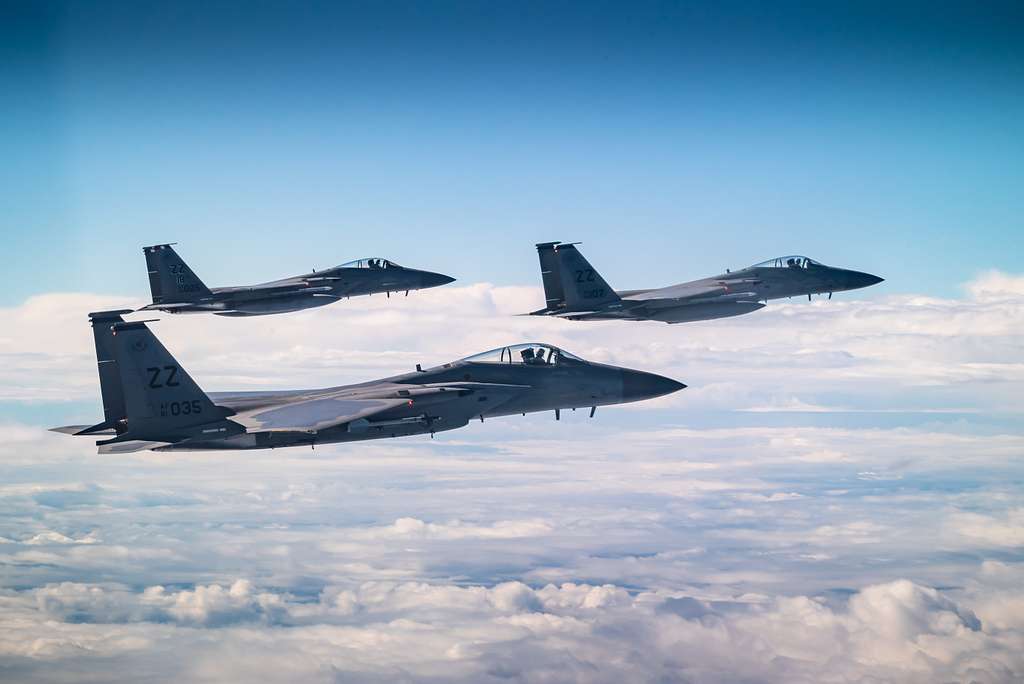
2;4;1024;682
3;1;1022;304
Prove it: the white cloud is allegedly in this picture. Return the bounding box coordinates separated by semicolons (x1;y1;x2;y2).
3;571;1021;682
2;273;1023;419
24;530;100;545
946;509;1024;548
965;270;1024;300
1;275;1023;681
346;517;554;541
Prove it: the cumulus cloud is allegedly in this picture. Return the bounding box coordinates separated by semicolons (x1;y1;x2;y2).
1;275;1023;681
2;272;1023;420
946;509;1024;548
347;517;554;541
23;530;100;545
965;270;1024;300
2;571;1020;683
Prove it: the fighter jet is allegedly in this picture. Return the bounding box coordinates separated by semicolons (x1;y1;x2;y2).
51;311;685;453
527;242;884;323
138;244;455;316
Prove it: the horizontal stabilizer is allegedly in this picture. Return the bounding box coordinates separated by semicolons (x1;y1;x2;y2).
137;302;202;310
89;309;135;320
49;424;115;436
49;421;120;436
50;425;90;435
98;440;174;454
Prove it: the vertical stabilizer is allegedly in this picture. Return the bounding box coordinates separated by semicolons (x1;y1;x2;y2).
535;242;565;310
108;321;228;439
143;244;212;304
555;244;621;310
89;310;133;431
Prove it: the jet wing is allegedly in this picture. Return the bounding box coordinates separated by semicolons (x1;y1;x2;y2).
623;279;762;307
624;283;726;303
230;382;529;434
232;396;411;433
216;283;336;297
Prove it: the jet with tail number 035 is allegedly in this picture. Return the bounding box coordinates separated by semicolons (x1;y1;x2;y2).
51;311;685;453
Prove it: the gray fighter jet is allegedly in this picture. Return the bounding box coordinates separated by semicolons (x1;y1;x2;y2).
51;311;685;453
138;244;455;316
527;242;883;323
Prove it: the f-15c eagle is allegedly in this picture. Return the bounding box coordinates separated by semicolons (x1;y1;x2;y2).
527;242;883;324
51;311;685;453
138;243;455;316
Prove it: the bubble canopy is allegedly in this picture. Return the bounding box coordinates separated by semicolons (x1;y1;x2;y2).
461;343;584;366
749;255;822;269
337;258;400;269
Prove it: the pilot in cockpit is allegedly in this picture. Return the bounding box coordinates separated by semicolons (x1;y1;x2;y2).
521;347;547;365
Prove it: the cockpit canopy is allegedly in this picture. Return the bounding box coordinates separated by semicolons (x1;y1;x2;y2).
750;255;822;270
338;258;400;270
462;343;584;366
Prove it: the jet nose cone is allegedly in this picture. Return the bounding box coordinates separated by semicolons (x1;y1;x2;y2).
621;370;687;401
854;271;884;288
420;271;456;289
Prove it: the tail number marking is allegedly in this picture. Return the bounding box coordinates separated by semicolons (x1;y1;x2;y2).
147;365;181;388
167;264;203;291
160;400;203;417
575;269;595;283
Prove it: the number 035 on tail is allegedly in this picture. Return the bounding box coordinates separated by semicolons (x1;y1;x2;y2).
52;311;685;453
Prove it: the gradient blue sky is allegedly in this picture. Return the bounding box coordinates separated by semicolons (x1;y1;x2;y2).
3;5;1024;681
3;1;1022;304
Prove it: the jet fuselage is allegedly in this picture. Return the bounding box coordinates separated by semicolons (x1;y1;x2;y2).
140;245;454;317
176;353;683;451
529;243;883;324
52;316;684;454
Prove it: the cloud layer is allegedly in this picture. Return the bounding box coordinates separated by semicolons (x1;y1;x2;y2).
2;273;1022;421
1;273;1022;682
5;569;1020;683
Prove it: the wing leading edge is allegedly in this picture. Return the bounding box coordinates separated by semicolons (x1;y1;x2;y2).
228;382;529;435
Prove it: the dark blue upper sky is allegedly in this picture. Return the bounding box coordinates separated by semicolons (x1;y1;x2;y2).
3;1;1022;302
